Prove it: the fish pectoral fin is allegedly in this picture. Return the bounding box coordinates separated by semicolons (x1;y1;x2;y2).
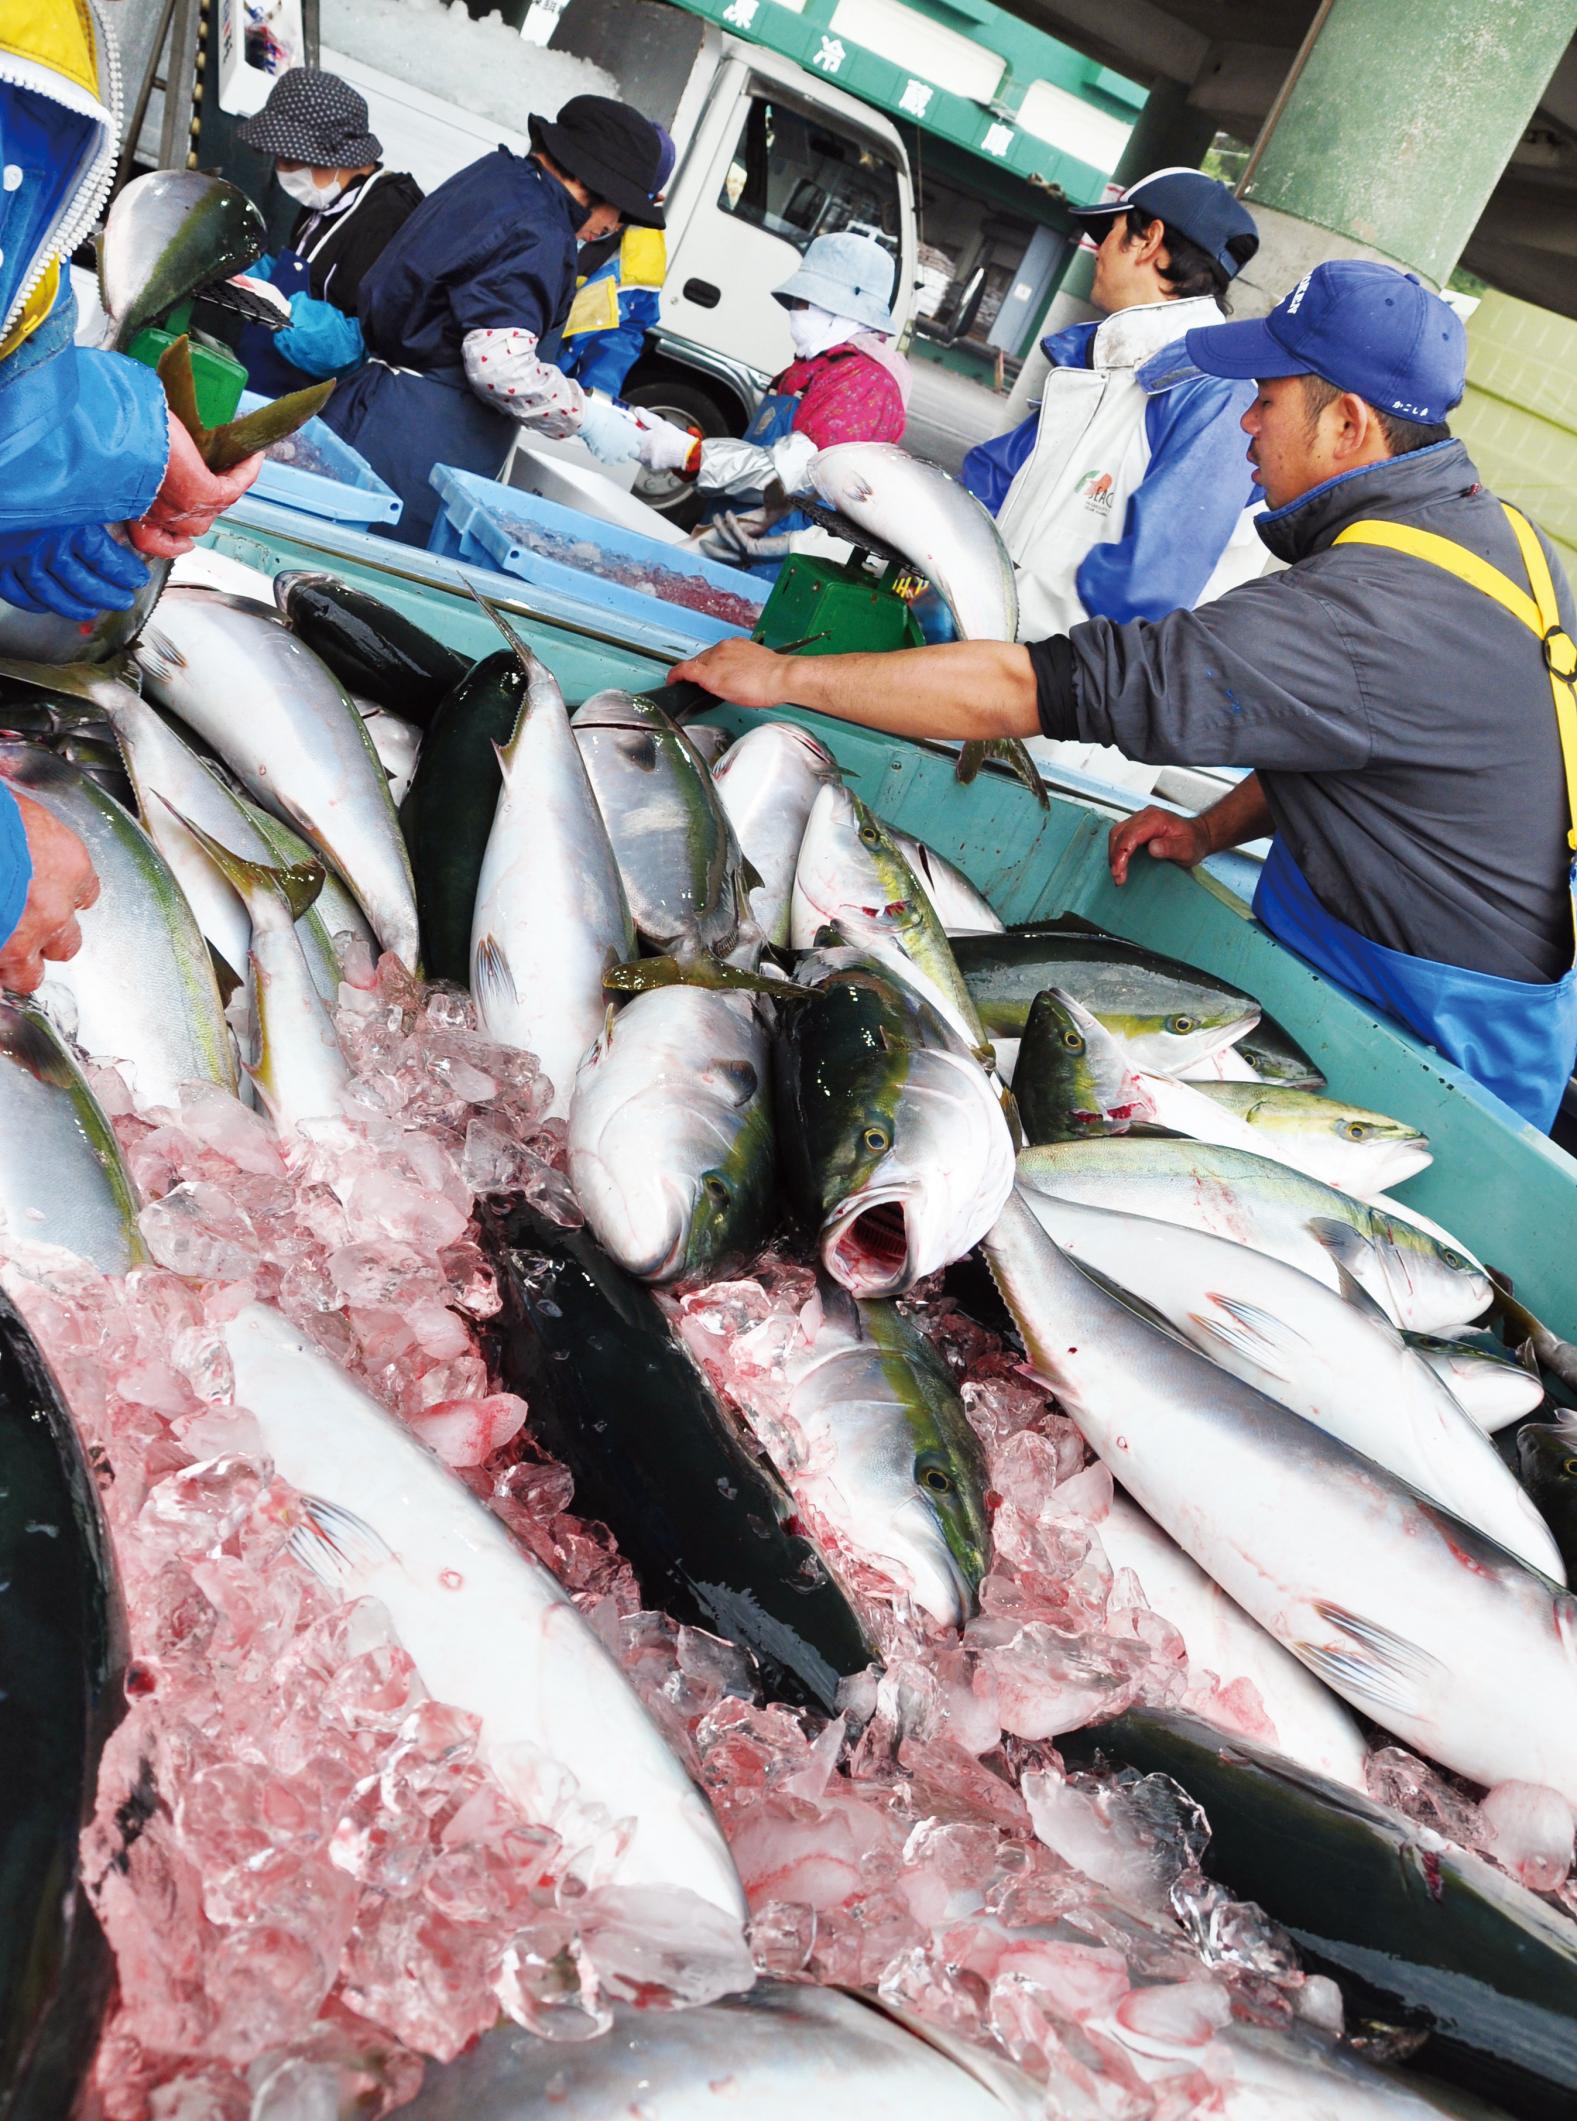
1186;1292;1307;1382
1306;1216;1379;1278
472;933;519;1013
1330;1260;1394;1324
1296;1600;1444;1716
288;1495;395;1586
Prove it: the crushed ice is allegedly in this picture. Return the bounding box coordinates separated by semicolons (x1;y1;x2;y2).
7;957;1573;2115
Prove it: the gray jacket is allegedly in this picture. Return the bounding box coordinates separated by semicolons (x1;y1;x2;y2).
1032;440;1577;982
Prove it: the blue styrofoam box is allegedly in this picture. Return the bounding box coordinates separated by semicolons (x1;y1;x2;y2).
238;391;402;526
427;464;764;648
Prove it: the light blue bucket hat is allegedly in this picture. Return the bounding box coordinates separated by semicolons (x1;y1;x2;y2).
773;231;897;334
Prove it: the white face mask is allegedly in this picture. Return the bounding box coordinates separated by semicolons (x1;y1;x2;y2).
277;167;345;209
787;304;856;360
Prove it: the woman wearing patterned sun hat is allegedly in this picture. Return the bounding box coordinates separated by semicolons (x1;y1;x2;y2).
233;67;422;392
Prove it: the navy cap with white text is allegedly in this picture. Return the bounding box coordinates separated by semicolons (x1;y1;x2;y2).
1069;167;1259;281
1185;259;1466;425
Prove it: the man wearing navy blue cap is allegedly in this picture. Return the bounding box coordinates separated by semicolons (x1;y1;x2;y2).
673;258;1577;1129
959;169;1264;684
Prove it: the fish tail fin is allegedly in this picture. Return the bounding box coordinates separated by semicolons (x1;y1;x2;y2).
953;737;1049;810
0;996;82;1090
163;801;325;919
0;653;136;710
464;580;565;711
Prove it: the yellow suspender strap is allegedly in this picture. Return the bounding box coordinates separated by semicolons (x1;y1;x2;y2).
1334;507;1577;853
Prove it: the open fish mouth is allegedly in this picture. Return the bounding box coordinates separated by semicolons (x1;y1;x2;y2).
824;1190;915;1297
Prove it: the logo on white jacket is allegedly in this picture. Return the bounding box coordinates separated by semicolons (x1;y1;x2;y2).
1076;467;1117;514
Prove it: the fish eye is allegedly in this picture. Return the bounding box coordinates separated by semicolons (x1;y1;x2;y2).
1562;1456;1577;1476
1167;1014;1195;1035
703;1174;730;1205
858;823;882;846
919;1464;954;1495
1441;1248;1466;1270
1343;1121;1371;1141
1061;1028;1085;1053
861;1124;890;1152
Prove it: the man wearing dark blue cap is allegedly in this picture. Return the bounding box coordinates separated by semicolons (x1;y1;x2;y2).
673;259;1577;1129
959;170;1264;674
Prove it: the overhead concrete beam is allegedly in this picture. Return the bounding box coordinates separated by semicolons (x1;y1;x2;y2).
1006;0;1209;88
1186;41;1298;127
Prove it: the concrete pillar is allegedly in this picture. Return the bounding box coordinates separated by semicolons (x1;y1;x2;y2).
1233;0;1577;316
1004;77;1217;421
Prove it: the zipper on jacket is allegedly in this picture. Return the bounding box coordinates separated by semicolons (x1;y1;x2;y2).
0;0;123;343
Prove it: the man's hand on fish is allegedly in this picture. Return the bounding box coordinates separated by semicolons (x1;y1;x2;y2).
128;415;264;559
669;635;1040;739
0;793;98;994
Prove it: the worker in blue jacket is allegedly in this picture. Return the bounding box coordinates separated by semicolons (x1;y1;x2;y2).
960;170;1265;643
324;96;667;546
0;0;257;983
558;126;673;398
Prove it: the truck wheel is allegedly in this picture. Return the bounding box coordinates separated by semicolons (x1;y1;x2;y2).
623;380;735;527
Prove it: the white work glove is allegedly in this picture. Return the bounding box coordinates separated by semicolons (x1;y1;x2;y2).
698;509;797;565
576;395;645;464
695;427;818;498
462;327;586;436
633;416;701;473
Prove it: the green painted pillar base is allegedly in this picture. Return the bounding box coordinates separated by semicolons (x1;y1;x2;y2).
1232;0;1577;317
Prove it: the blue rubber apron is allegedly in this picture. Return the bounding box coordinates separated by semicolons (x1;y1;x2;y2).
320;358;514;547
231;251;310;400
1252;502;1577;1130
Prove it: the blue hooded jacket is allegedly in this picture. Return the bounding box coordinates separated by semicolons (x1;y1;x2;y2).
0;13;173;951
961;319;1257;628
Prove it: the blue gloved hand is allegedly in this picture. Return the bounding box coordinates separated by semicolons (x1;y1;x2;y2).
698;509;795;565
275;291;365;379
0;522;149;621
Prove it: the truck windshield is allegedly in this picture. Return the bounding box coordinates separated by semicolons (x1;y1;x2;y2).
720;97;901;260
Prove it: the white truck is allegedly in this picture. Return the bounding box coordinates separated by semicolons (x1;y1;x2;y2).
319;0;917;508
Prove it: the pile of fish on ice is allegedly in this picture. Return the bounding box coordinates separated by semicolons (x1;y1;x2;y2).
2;538;1577;2121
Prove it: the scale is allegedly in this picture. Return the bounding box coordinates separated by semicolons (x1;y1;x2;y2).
750;496;931;656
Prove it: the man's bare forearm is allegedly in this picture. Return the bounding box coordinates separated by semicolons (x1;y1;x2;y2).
789;641;1039;739
672;637;1041;741
1196;772;1275;854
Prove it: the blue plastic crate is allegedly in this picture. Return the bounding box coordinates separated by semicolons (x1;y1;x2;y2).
427;464;764;647
238;391;402;526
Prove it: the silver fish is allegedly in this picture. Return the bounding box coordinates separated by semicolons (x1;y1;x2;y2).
574;688;751;959
98;169;266;351
568;987;774;1283
711;720;839;949
887;826;1004;935
782;1275;990;1626
1021;1190;1560;1577
223;1302;748;1924
1188;1079;1433;1196
5;746;236;1108
470;653;633;1123
807;442;1017;641
790;781;988;1057
180;820;349;1139
985;1187;1577;1804
1094;1492;1368;1789
1404;1328;1546;1431
0;999;143;1272
353;696;421;808
1015;1137;1490;1332
133;590;419;968
402;1985;1038;2120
